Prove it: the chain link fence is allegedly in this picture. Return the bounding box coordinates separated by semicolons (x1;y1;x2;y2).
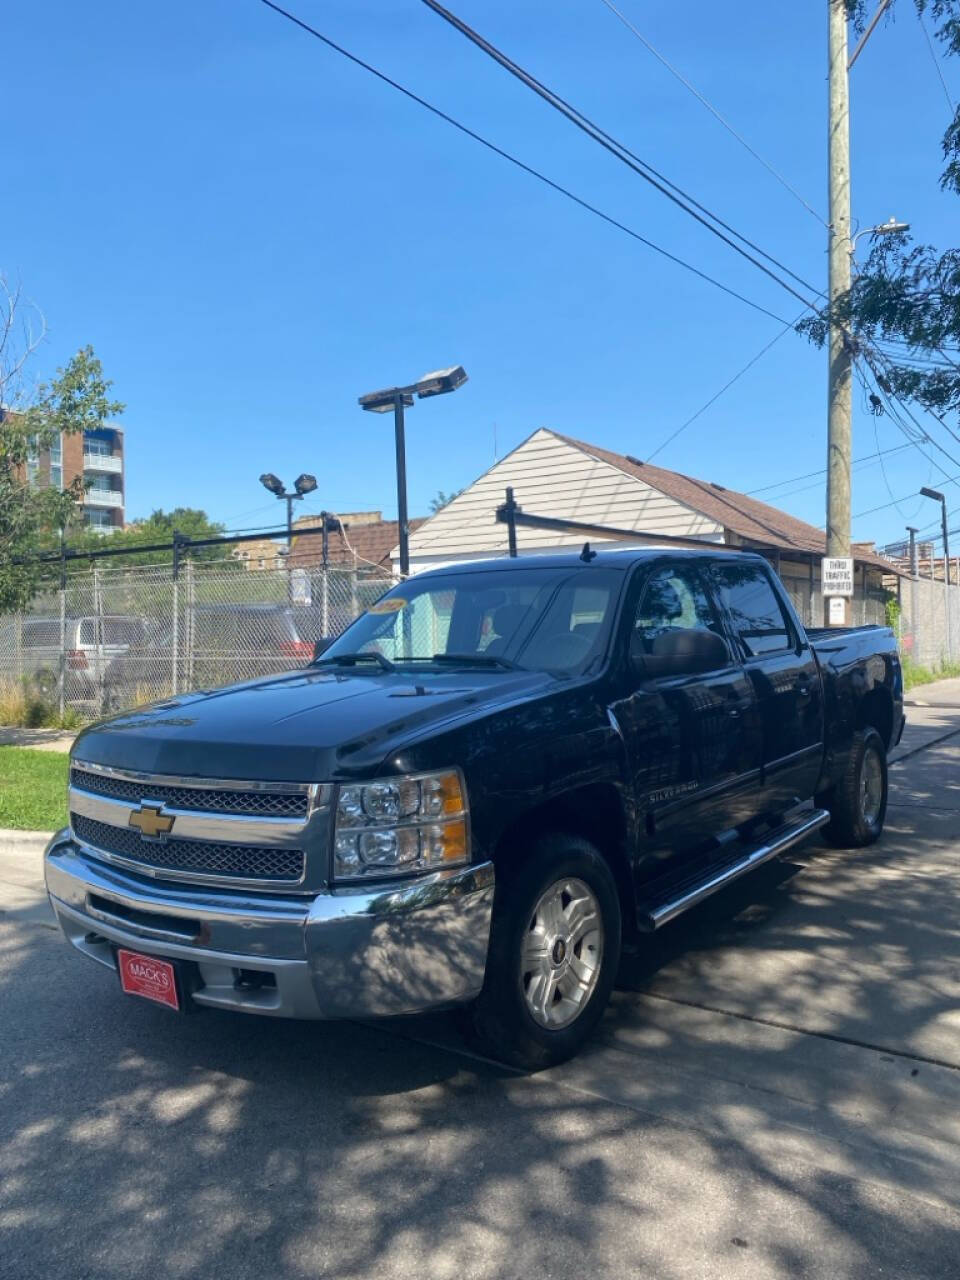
0;558;393;720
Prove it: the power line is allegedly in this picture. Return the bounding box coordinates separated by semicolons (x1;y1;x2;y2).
856;356;960;490
852;472;960;521
594;0;827;226
258;1;792;325
645;315;799;463
421;0;821;310
746;443;913;497
866;341;960;450
918;9;955;112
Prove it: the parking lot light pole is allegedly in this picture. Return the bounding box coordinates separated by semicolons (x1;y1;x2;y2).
920;486;952;660
259;472;319;546
359;366;468;577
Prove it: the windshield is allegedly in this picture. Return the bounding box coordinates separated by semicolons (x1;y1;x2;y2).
321;567;623;675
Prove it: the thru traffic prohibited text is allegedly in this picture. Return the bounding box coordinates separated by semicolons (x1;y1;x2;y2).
822;557;854;597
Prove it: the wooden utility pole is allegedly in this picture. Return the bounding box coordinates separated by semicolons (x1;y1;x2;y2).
825;0;853;625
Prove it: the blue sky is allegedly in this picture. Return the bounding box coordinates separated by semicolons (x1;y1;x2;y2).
4;1;957;549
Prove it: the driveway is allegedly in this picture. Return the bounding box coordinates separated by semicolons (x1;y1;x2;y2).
1;707;959;1279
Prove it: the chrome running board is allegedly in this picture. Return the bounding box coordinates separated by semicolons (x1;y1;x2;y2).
639;808;830;932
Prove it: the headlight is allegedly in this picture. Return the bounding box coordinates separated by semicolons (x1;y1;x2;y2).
333;769;469;881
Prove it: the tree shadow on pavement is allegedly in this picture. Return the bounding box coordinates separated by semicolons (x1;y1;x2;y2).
2;743;960;1279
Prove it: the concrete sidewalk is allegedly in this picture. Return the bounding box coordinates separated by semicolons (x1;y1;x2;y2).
0;726;77;752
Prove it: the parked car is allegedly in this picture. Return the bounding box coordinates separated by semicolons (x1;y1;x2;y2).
101;604;314;710
0;615;147;700
46;549;903;1069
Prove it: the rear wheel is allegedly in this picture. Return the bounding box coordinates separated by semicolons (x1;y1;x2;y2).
818;727;888;847
465;834;621;1071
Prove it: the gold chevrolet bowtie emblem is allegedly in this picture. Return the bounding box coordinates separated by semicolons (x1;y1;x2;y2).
128;804;175;839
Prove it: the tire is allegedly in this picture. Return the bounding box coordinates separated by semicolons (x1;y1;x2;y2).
817;727;888;848
465;833;622;1071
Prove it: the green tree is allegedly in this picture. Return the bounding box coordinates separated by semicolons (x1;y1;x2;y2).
800;4;960;425
0;285;124;610
67;507;227;566
429;488;463;513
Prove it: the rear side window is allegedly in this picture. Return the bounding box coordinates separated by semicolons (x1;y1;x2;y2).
22;620;60;647
712;564;794;657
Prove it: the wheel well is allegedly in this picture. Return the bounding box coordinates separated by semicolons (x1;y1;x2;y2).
856;687;894;750
492;784;636;940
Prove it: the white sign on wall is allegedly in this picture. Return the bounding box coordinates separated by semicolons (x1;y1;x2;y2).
822;556;854;597
828;596;846;624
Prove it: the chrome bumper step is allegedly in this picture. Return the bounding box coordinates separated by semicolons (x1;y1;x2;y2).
638;808;830;931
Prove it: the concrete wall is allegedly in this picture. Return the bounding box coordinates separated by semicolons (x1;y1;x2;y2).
899;575;960;669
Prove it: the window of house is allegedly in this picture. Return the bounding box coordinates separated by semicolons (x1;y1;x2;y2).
711;563;794;658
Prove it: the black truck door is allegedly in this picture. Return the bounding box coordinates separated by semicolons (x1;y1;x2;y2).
710;561;824;815
613;561;763;873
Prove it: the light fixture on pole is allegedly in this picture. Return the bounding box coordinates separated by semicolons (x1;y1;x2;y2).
259;471;318;544
359;365;468;576
850;216;910;258
920;485;952;660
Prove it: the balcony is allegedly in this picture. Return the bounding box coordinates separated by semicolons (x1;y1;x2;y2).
83;451;122;474
84;487;124;509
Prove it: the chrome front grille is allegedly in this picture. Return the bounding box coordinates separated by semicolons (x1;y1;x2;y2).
71;814;305;883
67;762;331;892
69;767;309;818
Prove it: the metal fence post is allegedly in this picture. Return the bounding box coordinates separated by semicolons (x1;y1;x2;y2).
58;588;66;719
171;534;183;697
322;567;329;638
93;562;105;713
186;558;196;689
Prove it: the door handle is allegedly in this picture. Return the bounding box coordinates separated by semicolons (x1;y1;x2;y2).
797;680;812;697
727;706;741;718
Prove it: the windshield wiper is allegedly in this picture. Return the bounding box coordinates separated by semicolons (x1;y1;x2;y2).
426;652;519;670
314;651;397;673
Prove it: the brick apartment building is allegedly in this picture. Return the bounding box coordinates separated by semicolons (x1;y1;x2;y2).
20;419;126;530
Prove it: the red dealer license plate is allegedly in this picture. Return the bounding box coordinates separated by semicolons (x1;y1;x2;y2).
117;949;181;1011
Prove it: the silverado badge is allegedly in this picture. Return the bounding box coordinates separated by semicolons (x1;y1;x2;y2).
128;804;176;840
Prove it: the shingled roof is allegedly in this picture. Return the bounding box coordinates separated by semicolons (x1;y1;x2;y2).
287;515;426;572
558;433;894;573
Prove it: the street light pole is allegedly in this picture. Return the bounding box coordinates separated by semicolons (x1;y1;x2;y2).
359;366;468;579
921;487;952;661
824;0;907;628
393;394;410;577
826;0;852;626
259;472;318;567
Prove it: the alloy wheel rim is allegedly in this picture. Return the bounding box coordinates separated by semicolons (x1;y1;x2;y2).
861;747;883;826
520;877;603;1030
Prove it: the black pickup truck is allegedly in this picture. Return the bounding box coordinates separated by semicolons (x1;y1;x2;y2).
45;548;903;1068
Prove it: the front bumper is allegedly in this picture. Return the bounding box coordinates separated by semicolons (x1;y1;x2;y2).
44;830;495;1019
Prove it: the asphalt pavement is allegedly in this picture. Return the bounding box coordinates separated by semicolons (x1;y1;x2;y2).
2;696;960;1279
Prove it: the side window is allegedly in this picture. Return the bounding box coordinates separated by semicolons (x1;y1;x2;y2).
632;564;727;677
712;564;794;658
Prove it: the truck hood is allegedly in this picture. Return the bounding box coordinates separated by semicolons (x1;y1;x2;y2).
71;665;554;781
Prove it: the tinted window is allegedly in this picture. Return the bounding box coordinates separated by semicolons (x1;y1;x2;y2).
633;565;721;645
22;620;60;647
712;564;793;657
632;564;728;675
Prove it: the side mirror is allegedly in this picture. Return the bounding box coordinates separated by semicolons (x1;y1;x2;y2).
635;627;729;679
313;637;333;661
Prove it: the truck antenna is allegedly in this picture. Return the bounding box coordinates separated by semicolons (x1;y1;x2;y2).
580;542;597;562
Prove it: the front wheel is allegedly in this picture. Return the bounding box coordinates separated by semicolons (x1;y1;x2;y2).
818;726;888;847
465;834;622;1071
